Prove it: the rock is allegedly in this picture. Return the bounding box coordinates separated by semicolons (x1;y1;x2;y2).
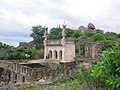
79;25;86;32
87;23;95;29
38;79;45;83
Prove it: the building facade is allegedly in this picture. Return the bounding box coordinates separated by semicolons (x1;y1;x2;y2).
43;23;75;61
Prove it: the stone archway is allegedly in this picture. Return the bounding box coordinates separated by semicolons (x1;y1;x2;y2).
59;50;62;60
22;76;25;82
49;50;52;59
54;50;58;59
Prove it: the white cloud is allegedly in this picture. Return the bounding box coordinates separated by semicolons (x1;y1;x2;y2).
0;0;120;46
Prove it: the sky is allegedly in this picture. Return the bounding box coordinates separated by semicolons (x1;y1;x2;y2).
0;0;120;47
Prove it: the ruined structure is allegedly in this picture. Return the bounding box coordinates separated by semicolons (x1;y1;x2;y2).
85;42;101;59
76;36;101;59
0;60;78;86
0;60;33;85
19;42;34;48
0;23;105;87
44;23;75;61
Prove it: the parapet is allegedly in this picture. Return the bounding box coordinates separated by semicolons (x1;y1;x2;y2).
46;40;62;46
66;39;75;44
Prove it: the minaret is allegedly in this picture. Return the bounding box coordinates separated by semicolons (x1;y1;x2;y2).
61;22;67;61
44;26;48;41
43;26;48;60
62;22;66;40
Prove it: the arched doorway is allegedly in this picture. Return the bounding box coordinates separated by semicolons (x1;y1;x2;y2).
54;50;58;59
22;76;25;82
49;50;52;59
59;50;62;59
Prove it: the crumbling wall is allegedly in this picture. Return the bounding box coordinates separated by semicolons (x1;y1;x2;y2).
0;61;33;85
32;61;78;82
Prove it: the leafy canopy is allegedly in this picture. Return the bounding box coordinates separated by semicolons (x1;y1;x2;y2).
90;45;120;89
30;25;44;44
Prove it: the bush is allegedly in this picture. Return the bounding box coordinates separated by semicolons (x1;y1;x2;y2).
92;33;106;41
90;45;120;89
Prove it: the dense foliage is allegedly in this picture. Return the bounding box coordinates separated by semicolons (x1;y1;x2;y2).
73;45;120;89
0;43;44;60
30;25;44;44
7;45;120;90
48;27;120;42
48;27;83;39
90;45;120;89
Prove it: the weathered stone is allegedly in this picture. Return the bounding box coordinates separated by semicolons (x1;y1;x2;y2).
44;23;75;61
79;25;86;32
87;23;95;30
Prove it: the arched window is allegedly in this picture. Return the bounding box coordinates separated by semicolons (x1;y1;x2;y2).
49;50;52;59
59;50;62;59
54;50;58;59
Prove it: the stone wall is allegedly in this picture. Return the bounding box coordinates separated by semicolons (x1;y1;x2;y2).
85;42;101;59
31;61;78;82
0;60;33;85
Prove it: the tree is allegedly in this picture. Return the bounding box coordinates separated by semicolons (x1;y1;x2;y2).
85;32;95;37
48;27;62;39
30;25;44;44
90;45;120;89
104;32;118;40
48;27;83;39
92;33;105;41
95;29;104;34
71;30;83;38
117;34;120;38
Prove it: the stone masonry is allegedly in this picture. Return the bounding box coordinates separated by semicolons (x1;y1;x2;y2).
43;23;75;61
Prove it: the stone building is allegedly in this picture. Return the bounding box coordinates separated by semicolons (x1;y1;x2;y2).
0;60;33;85
43;23;75;61
85;42;102;59
75;36;102;59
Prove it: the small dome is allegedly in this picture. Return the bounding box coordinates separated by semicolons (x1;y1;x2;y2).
88;23;95;29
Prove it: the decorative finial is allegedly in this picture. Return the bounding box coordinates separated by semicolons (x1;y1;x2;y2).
44;25;48;40
62;21;66;39
62;21;66;29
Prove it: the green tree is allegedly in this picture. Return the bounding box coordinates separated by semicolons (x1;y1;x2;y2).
85;32;95;37
117;34;120;38
30;25;44;44
48;27;62;39
71;30;83;38
90;45;120;89
95;29;104;34
92;33;105;41
49;27;83;39
35;44;44;50
104;32;118;40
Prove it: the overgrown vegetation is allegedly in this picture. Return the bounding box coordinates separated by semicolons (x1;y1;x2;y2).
0;25;120;60
12;45;120;90
0;25;120;90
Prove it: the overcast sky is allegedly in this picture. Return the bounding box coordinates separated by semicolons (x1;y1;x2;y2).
0;0;120;46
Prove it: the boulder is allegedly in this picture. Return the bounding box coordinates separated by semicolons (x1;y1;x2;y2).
87;23;95;29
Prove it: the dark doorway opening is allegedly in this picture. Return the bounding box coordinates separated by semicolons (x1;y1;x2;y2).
22;76;25;82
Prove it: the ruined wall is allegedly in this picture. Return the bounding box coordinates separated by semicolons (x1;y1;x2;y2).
85;42;101;59
0;61;33;85
31;61;78;82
